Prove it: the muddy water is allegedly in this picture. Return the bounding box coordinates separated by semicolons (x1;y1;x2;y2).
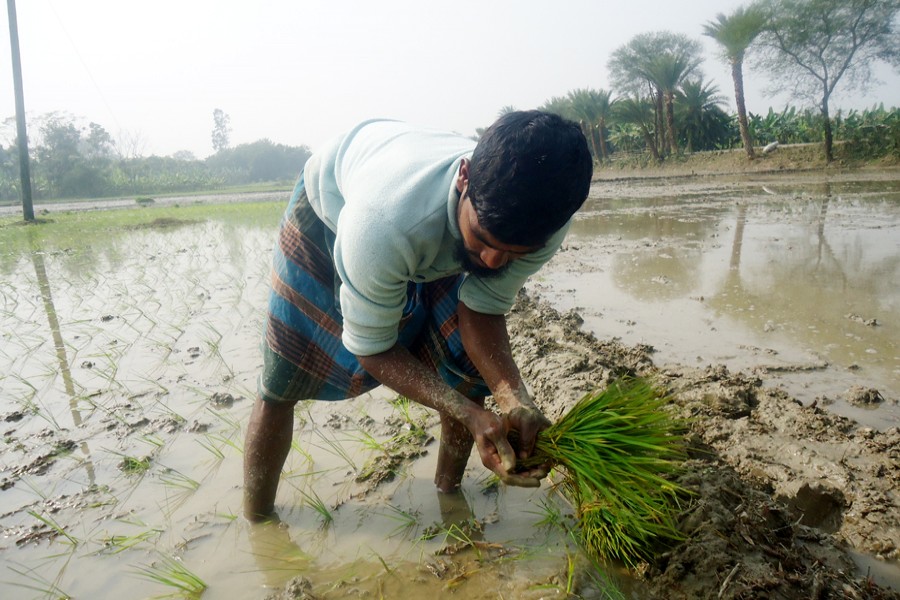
533;173;899;430
1;171;897;598
0;203;613;598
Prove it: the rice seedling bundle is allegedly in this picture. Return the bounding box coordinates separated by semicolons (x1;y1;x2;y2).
521;377;686;568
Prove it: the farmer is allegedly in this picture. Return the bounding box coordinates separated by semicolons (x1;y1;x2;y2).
243;110;593;521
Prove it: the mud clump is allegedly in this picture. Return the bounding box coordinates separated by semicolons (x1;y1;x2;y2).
846;386;886;407
126;217;198;230
507;291;900;599
265;576;319;600
355;422;434;490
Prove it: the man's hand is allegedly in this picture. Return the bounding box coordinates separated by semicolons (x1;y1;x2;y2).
456;304;552;487
505;405;552;483
506;405;551;459
357;345;544;487
466;407;544;488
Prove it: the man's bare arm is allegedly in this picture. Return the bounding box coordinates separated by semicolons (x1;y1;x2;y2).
456;302;551;463
357;345;538;485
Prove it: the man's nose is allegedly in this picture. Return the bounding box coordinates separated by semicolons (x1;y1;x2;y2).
480;248;509;269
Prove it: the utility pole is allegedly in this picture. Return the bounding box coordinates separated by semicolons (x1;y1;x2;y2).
7;0;34;221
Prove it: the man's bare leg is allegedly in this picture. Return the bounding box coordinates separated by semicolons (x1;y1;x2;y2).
243;396;297;521
434;395;484;493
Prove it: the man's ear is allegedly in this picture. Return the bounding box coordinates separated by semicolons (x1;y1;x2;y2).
456;158;469;194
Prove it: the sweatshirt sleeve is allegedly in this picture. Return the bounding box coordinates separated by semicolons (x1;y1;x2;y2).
333;203;418;356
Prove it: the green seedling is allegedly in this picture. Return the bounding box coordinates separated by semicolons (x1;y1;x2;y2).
204;431;243;455
369;548;394;575
28;509;80;546
134;553;207;598
298;488;334;527
19;475;49;500
379;503;421;538
118;454;152;475
216;512;238;522
389;394;427;427
137;374;170;395
98;526;164;554
528;494;566;528
158;467;200;491
310;429;357;472
195;436;225;460
153;398;188;425
520;377;687;568
206;406;241;432
141;433;167;449
288;437;314;466
5;561;72;599
347;429;389;454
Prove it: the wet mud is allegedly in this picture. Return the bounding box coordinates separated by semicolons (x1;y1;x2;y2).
507;291;899;599
263;289;899;599
1;170;898;598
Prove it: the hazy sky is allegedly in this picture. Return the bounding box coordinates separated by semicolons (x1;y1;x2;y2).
2;0;898;159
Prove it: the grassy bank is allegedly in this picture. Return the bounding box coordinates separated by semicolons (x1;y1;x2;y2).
593;143;900;180
0;181;294;209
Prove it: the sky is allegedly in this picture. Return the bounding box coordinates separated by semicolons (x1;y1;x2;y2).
2;0;898;159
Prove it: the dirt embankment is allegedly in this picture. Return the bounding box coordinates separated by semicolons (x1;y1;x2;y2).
591;144;900;181
507;291;900;600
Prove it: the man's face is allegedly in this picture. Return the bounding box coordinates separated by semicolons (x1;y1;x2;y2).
455;187;541;279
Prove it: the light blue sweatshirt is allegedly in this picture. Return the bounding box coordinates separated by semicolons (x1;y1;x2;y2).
303;119;568;356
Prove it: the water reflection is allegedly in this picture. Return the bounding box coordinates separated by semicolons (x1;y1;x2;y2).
246;518;312;588
730;203;746;271
711;195;898;379
26;226;96;486
544;178;899;426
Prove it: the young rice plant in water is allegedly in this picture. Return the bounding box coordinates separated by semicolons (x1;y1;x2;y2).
520;377;687;568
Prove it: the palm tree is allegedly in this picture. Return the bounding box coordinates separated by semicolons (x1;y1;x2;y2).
567;88;616;162
608;32;704;158
613;97;661;162
646;51;702;156
675;79;732;151
703;5;766;159
593;90;615;161
540;96;576;120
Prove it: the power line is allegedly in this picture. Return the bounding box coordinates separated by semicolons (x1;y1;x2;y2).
43;0;121;131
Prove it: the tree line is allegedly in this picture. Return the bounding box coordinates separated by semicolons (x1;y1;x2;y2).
0;112;311;202
2;0;897;202
497;0;899;164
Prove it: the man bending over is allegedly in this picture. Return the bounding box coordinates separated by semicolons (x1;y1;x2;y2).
244;110;593;521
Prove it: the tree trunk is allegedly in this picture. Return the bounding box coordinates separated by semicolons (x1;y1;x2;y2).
655;89;666;158
732;59;755;160
821;99;834;163
581;119;601;162
641;125;661;162
664;91;679;156
597;118;609;161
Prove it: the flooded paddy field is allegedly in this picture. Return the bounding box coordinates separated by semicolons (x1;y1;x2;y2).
0;170;898;599
535;171;900;430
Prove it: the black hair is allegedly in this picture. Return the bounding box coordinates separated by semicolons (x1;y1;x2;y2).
467;110;592;246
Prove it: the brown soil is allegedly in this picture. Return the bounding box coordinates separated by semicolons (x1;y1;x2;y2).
507;291;899;599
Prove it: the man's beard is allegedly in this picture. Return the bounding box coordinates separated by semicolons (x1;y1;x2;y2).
453;238;510;279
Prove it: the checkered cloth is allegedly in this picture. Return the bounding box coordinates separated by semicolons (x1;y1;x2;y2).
258;177;489;403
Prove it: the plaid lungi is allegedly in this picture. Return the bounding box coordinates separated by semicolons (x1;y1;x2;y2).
258;176;490;403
